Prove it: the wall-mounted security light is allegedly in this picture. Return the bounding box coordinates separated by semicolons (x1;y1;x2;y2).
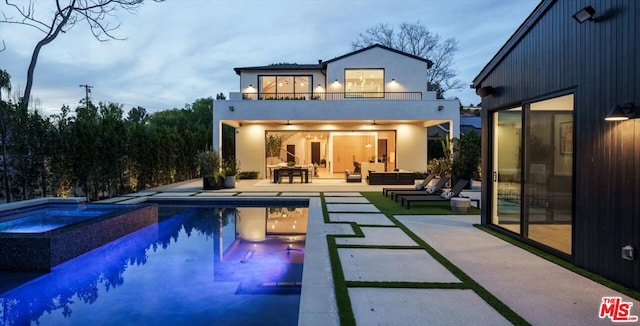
438;106;444;111
622;245;634;261
605;102;637;121
476;86;494;97
248;84;253;88
573;6;600;23
228;106;234;112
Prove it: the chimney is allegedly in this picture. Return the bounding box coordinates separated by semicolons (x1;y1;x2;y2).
318;59;323;64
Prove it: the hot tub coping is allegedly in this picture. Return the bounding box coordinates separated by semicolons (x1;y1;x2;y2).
0;197;87;213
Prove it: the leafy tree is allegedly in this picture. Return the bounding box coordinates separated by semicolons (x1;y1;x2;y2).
0;69;10;101
0;69;13;201
351;22;463;98
0;0;164;109
96;102;127;197
0;94;213;202
73;100;100;199
452;130;481;187
50;105;75;197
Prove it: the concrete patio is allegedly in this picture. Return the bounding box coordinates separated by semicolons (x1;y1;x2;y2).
143;178;639;325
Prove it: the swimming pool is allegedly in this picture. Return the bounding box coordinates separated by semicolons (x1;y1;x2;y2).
0;201;308;325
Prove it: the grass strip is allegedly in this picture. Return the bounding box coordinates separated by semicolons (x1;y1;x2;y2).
346;281;470;289
475;224;640;301
336;244;422;250
361;192;529;325
321;193;356;325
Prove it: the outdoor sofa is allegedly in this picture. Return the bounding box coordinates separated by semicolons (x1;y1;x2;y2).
367;170;415;185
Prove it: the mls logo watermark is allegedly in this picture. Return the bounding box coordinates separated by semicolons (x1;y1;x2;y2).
599;297;638;322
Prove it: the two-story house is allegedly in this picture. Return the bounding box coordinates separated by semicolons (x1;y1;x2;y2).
213;44;460;180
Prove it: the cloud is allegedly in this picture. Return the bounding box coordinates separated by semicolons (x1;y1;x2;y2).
1;0;540;115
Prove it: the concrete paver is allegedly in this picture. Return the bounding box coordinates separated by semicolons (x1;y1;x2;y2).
280;192;321;197
349;288;511;326
235;192;280;196
323;192;362;197
338;248;461;283
329;213;394;225
326;203;380;212
324;197;370;203
335;227;417;246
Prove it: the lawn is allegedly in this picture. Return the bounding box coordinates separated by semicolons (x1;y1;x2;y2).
361;191;480;215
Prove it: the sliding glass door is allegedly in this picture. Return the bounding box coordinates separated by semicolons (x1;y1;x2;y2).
490;94;574;254
525;96;573;254
492;108;522;234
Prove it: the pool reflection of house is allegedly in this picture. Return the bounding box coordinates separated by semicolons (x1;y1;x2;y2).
213;207;307;294
473;0;639;291
213;44;460;179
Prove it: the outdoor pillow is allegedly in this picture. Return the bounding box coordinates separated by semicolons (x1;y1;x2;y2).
440;191;452;199
426;186;436;193
415;183;425;190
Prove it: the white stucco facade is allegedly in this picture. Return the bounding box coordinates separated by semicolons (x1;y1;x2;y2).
213;44;460;179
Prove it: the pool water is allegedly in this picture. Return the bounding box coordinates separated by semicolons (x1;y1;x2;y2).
0;204;131;233
0;204;307;325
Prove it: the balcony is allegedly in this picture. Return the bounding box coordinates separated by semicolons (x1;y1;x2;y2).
240;92;424;101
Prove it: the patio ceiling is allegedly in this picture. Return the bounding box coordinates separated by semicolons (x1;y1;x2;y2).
225;119;449;127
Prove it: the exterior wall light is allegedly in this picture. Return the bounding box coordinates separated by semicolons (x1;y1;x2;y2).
573;6;601;23
476;86;494;97
605;102;637;121
622;245;634;261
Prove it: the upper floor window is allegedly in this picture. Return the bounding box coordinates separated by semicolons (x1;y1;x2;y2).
258;75;312;99
345;69;384;98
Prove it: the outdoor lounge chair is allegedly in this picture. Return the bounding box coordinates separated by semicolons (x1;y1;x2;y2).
400;179;470;209
390;176;450;202
345;169;362;183
382;174;435;196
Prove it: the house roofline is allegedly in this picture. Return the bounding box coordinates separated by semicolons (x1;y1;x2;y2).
233;64;323;75
233;44;435;76
322;44;433;68
472;0;553;89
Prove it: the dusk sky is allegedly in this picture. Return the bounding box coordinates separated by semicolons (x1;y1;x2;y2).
0;0;540;115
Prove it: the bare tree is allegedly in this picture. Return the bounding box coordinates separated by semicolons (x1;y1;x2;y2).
352;22;463;98
0;0;164;109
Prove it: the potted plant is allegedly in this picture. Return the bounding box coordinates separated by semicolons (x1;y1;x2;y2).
428;138;452;178
195;149;221;190
266;133;285;165
222;158;240;188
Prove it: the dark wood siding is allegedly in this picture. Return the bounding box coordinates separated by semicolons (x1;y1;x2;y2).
478;0;639;290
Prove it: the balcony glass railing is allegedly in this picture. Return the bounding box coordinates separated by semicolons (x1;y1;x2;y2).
241;92;423;101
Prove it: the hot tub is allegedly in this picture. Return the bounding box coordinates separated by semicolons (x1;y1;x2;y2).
0;200;157;272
